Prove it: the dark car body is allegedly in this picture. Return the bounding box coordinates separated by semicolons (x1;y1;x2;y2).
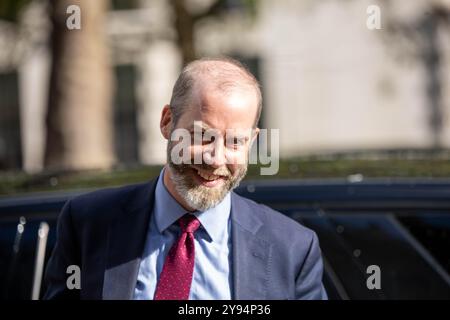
1;178;450;300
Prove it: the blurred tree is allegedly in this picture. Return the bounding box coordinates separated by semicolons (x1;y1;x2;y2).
45;0;115;170
1;0;115;171
169;0;258;65
382;1;450;150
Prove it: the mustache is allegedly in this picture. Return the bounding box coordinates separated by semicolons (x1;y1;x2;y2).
190;164;231;177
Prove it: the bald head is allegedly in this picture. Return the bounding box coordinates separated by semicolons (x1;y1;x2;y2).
169;57;262;128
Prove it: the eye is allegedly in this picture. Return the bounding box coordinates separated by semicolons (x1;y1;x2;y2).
227;137;245;148
192;131;216;145
202;133;216;146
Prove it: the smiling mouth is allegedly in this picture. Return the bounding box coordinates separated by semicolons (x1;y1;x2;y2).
190;166;228;185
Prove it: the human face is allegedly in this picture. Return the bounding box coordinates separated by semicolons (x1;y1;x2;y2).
161;85;259;211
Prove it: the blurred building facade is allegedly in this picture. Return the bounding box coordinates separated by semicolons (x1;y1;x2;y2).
0;0;449;172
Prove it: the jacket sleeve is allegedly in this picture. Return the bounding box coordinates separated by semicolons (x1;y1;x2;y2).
294;231;328;300
43;200;80;299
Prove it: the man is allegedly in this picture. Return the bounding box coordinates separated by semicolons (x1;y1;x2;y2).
43;57;328;300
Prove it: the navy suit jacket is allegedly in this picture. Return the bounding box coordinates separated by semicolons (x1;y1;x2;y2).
43;179;328;300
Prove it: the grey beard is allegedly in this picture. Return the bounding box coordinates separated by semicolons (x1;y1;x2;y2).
166;141;248;211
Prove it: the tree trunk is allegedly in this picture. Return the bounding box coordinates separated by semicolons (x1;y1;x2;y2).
170;0;196;65
45;0;115;170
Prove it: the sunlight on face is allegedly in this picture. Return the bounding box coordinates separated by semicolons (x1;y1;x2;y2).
167;86;258;211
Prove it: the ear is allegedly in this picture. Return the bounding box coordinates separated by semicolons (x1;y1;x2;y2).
160;104;172;140
250;127;260;146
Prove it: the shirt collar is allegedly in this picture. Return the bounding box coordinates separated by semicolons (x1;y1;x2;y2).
153;167;231;242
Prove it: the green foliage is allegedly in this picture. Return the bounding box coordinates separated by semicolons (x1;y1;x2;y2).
0;0;33;22
241;0;258;18
110;0;139;11
2;159;450;195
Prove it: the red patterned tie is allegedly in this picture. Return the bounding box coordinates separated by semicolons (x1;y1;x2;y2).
154;214;201;300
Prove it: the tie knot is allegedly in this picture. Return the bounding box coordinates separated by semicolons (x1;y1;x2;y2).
179;214;201;233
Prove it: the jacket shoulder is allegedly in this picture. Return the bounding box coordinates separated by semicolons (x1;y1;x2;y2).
66;181;155;223
232;192;316;242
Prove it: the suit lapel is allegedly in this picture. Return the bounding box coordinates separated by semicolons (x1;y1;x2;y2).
102;184;272;300
231;193;273;300
102;180;157;300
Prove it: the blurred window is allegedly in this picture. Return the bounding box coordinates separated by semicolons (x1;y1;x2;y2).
232;55;264;128
0;71;21;170
398;213;450;274
114;64;139;165
297;213;450;299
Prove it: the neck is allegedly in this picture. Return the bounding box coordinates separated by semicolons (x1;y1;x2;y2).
163;165;196;212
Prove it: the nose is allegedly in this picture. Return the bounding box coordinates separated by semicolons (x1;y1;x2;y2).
204;138;226;168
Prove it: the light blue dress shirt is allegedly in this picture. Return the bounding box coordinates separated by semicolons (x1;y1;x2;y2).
133;168;233;300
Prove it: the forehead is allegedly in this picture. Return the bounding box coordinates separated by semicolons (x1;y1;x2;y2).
179;84;258;131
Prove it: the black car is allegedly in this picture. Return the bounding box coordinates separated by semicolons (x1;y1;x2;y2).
1;178;450;300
